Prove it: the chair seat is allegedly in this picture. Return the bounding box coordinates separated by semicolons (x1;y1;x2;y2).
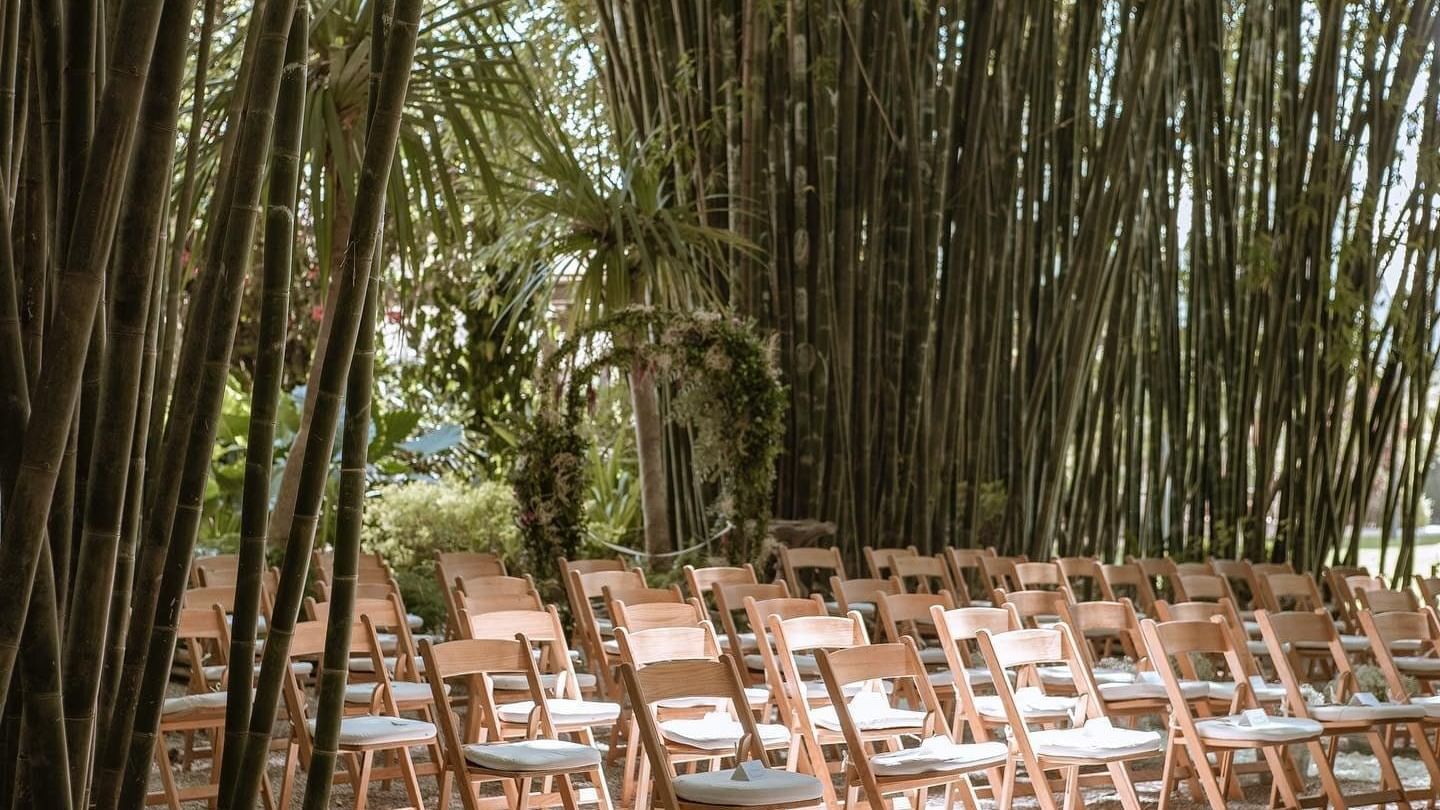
870;737;1007;776
659;686;770;710
496;698;620;727
463;739;600;772
916;647;949;666
1293;634;1369;653
745;653;818;675
305;716;436;747
1395;656;1440;675
343;681;443;704
659;716;792;751
348;656;424;675
826;601;876;618
1206;680;1286;703
162;691;235;717
812;692;925;731
1099;678;1209;702
406;613;424;631
672;766;825;806
1037;665;1133;687
1246;640;1271;657
975;688;1078;722
926;667;993;688
489;672;598;692
203;661;312;682
801;679;893;699
718;632;760;652
1412;695;1440;720
1029;723;1163;760
1194;714;1323;743
1309;702;1427;723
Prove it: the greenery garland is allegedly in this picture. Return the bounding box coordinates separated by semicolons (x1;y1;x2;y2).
512;307;787;581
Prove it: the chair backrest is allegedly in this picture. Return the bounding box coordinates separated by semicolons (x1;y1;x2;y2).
602;585;685;627
619;657;782;810
863;545;920;579
1056;556;1101;599
459;605;579;696
614;624;723;667
315;578;400;604
559;556;627;577
1055;598;1142;662
1254;609;1355;720
190;554;239;587
1140;614;1252;694
682;564;757;608
1128;556;1183;600
1416;576;1440;609
611;599;707;633
1175;562;1214;576
1176;573;1235;603
875;590;954;645
1013;562;1073;597
1251;561;1296;577
1151;597;1260;676
568;568;647;652
183;585;237;612
930;605;1018;671
454;574;536;597
993;588;1068;628
891;555;955;595
979;555;1023;592
711;580;788;653
457;590;544;616
1356;587;1419;614
778;545;847;598
176;604;231;692
1257;572;1324;613
1209;560;1260;611
831;576;902;613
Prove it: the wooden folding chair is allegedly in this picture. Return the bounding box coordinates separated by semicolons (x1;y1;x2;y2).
1356;586;1420;614
613;623;784;807
1097;563;1159;616
620;657;825;810
892;554;956;595
1208;560;1262;617
829;575;900;621
777;545;847;607
979;555;1023;593
742;594;831;722
992;588;1067;629
190;554;239;587
1417;576;1440;610
927;604;1027;791
1152;598;1287;707
436;550;507;581
460;605;601;703
567;567;647;698
874;590;954;673
1257;572;1370;665
1359;607;1440;699
1013;562;1076;601
944;547;998;607
559;557;627;577
1140;616;1346;810
863;545;919;579
1258;608;1439;807
313;549;392;586
420;635;611;810
682;563;757;616
1174;573;1235;605
976;623;1161;810
277;618;440;810
448;574;538;636
816;639;1002;809
1323;565;1371;631
766;611;872;805
711;580;788;665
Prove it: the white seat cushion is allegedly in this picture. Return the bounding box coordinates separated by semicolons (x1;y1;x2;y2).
463;739;600;772
801;679;893;699
975;687;1078;722
1194;714;1323;743
348;656;424;675
870;737;1007;776
658;687;770;710
601;639;620;655
1293;634;1369;653
926;667;996;688
406;613;424;630
917;647;949;666
1308;702;1426;723
1099;675;1209;702
1207;680;1286;703
746;653;818;675
1411;695;1440;720
204;661;312;682
1037;665;1133;687
672;766;825;806
659;714;792;750
718;632;760;652
594;617;614;636
489;672;598;692
162;691;234;716
1029;721;1163;760
343;681;442;704
305;716;436;746
1247;640;1272;657
497;699;620;726
812;691;925;731
1395;656;1440;675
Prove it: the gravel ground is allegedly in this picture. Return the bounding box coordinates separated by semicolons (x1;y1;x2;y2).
151;678;1437;809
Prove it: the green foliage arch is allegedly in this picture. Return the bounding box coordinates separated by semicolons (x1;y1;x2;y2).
511;307;787;584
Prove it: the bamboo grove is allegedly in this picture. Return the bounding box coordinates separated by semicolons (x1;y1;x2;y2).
0;0;422;806
591;0;1440;576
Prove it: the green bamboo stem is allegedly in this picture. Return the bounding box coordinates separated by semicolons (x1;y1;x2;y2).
228;2;421;806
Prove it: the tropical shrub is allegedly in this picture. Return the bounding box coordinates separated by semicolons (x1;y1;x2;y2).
363;478;522;629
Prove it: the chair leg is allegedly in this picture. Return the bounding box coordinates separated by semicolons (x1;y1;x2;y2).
1260;745;1303;810
277;741;300;810
1306;740;1348;810
396;746;425;810
1158;741;1177;810
352;750;375;810
1107;760;1146;810
620;717;639;805
153;734;183;810
555;774;580;810
1181;738;1230;810
516;777;532;810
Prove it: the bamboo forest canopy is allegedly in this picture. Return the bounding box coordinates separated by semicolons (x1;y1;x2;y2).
0;1;1434;806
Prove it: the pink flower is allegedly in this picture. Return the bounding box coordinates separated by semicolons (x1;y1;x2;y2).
310;305;325;322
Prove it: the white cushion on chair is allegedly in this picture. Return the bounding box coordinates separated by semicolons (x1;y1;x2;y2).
406;613;424;631
1194;714;1323;743
342;681;442;704
1028;722;1163;760
1410;695;1440;719
658;687;770;710
162;691;234;716
801;679;893;699
672;766;825;806
204;662;313;682
1309;702;1426;722
917;647;949;666
745;653;818;675
305;716;436;746
811;692;925;731
1037;665;1132;687
1206;680;1286;703
348;656;424;675
489;672;598;692
1395;656;1440;675
497;699;620;726
659;715;791;750
1293;634;1369;653
1099;674;1209;702
463;739;600;772
975;687;1078;721
718;632;760;652
925;667;996;688
870;738;1007;776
